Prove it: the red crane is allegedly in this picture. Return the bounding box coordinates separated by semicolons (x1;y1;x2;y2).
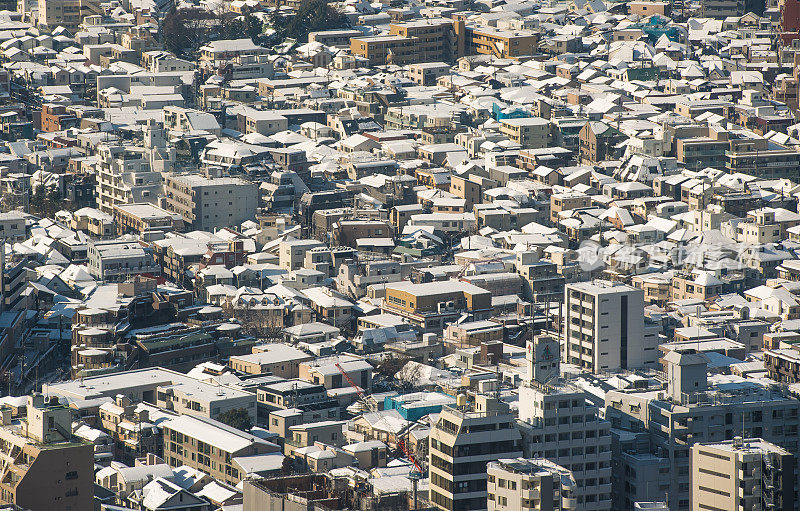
335;362;374;412
398;438;423;474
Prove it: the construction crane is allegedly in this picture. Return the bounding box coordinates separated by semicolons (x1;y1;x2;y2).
335;363;375;413
397;438;423;474
399;437;424;510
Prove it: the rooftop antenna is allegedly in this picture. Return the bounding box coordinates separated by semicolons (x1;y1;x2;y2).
495;364;501;402
696;304;701;353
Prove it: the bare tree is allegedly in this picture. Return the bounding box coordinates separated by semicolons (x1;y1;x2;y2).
395;361;423;392
231;306;284;340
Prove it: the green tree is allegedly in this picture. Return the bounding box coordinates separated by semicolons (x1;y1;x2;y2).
46;187;61;216
163;8;265;58
272;0;349;43
243;12;264;41
217;408;253;431
162;8;219;58
281;455;294;474
30;184;45;216
219;12;263;41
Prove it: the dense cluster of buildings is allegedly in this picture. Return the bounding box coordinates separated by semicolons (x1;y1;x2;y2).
1;0;800;510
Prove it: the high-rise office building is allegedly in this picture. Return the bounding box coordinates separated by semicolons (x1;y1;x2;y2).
518;336;613;511
429;395;523;511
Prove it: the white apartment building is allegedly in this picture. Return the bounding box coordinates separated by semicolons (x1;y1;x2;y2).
407;212;476;234
499;117;552;149
37;0;102;32
429;395;523;511
199;38;269;69
163;106;221;137
44;367;257;424
721;207;800;244
95;144;164;215
0;212;26;240
163;174;259;231
144;52;195;73
487;458;577;511
518;383;613;511
564;280;659;373
279;238;325;271
691;438;797;511
87;240;161;282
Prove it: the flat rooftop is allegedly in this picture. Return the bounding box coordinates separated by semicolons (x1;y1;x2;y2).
44;367;253;403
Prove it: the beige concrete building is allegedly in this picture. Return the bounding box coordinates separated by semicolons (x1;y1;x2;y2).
37;0;102;32
499;117;552;149
266;406;340;441
605;349;800;511
285;420;346;457
722;207;800;244
564;280;659;374
467;25;539;58
409;62;451;85
351;18;463;66
162;414;281;485
445;319;504;349
96;144;164;215
429;395;523;511
550;192;591;224
691;438;797;511
450;174;486;210
229;344;313;378
487;458;578;511
0;394;94;511
238;108;289;136
383;280;493;332
342;440;388;470
669;270;725;301
298;356;373;391
631;274;671;305
113;202;184;236
163;174;259;231
279;238;325;271
518;337;613;511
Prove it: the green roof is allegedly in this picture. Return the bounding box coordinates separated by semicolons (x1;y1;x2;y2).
138;332;214;352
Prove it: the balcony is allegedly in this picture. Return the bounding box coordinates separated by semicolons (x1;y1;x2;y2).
739;486;762;498
521;488;541;499
285;438;307;448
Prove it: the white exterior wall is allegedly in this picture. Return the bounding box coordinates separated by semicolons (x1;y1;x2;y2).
564;281;656;373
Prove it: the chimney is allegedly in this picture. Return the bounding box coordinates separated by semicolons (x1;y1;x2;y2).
481;341;503;365
0;406;11;426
